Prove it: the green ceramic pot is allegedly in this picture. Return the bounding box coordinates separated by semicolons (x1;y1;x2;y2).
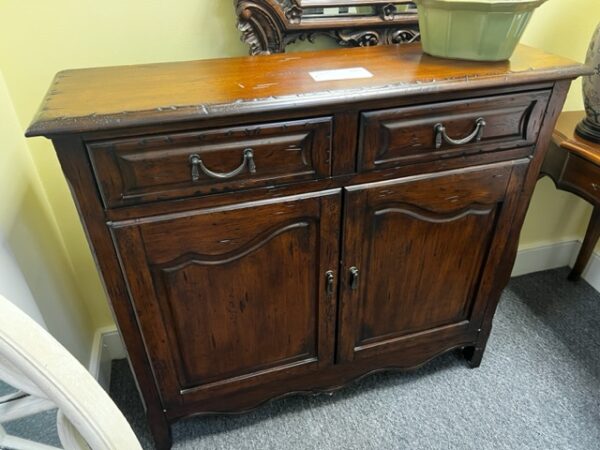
415;0;549;61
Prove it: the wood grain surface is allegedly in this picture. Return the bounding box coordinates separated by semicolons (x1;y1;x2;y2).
553;111;600;165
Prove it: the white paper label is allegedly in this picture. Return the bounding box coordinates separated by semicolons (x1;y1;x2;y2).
309;67;373;82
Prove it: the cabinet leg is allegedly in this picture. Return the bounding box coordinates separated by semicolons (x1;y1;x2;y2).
463;325;494;369
568;206;600;281
147;409;172;450
462;345;484;368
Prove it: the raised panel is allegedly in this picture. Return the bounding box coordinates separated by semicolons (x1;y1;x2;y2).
110;190;341;405
358;203;497;345
151;220;318;389
337;163;514;362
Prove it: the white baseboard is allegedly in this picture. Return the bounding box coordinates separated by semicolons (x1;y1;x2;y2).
579;249;600;293
511;240;580;277
512;239;600;292
88;326;126;391
86;241;600;386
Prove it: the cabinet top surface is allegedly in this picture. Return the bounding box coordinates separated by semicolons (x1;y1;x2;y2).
553;111;600;165
26;43;586;138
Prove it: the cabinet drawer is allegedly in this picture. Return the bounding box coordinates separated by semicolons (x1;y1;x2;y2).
88;117;332;208
359;91;550;171
562;154;600;204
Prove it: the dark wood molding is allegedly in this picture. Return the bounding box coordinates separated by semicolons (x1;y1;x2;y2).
234;0;420;55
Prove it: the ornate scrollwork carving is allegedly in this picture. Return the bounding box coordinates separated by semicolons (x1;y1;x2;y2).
336;30;380;47
285;5;303;23
235;1;286;55
234;0;420;55
334;27;420;47
381;3;397;21
388;28;420;44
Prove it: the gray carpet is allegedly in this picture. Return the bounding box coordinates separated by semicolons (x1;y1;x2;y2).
2;268;599;449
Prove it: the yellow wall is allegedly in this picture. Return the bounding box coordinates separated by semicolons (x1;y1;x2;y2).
519;0;599;250
0;1;247;330
0;1;598;338
0;69;93;363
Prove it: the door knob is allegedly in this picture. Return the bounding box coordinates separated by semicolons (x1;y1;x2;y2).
325;270;335;295
349;267;359;290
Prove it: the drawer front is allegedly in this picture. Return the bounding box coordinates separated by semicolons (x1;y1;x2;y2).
562;154;600;204
89;117;332;208
359;91;550;171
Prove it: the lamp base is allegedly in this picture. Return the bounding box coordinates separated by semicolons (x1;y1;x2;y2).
576;117;600;144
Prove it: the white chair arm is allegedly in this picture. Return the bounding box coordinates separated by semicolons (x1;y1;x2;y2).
0;295;142;450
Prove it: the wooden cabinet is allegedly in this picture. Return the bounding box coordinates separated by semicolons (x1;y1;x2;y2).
27;44;585;449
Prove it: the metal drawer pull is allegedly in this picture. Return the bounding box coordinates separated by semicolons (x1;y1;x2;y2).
189;148;256;181
434;117;486;149
325;271;335;295
349;267;359;290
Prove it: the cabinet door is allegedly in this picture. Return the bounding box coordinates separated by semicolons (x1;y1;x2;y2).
110;190;340;407
337;163;521;363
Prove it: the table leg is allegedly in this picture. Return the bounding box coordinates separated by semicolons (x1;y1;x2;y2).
569;205;600;281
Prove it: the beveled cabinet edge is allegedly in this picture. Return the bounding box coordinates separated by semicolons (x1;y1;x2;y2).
345;158;528;191
108;188;342;228
29;82;555;146
25;44;589;138
27;69;584;138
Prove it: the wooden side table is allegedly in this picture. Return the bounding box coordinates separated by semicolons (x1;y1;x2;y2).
541;111;600;280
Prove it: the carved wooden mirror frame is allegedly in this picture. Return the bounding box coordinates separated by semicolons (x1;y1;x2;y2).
234;1;420;55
